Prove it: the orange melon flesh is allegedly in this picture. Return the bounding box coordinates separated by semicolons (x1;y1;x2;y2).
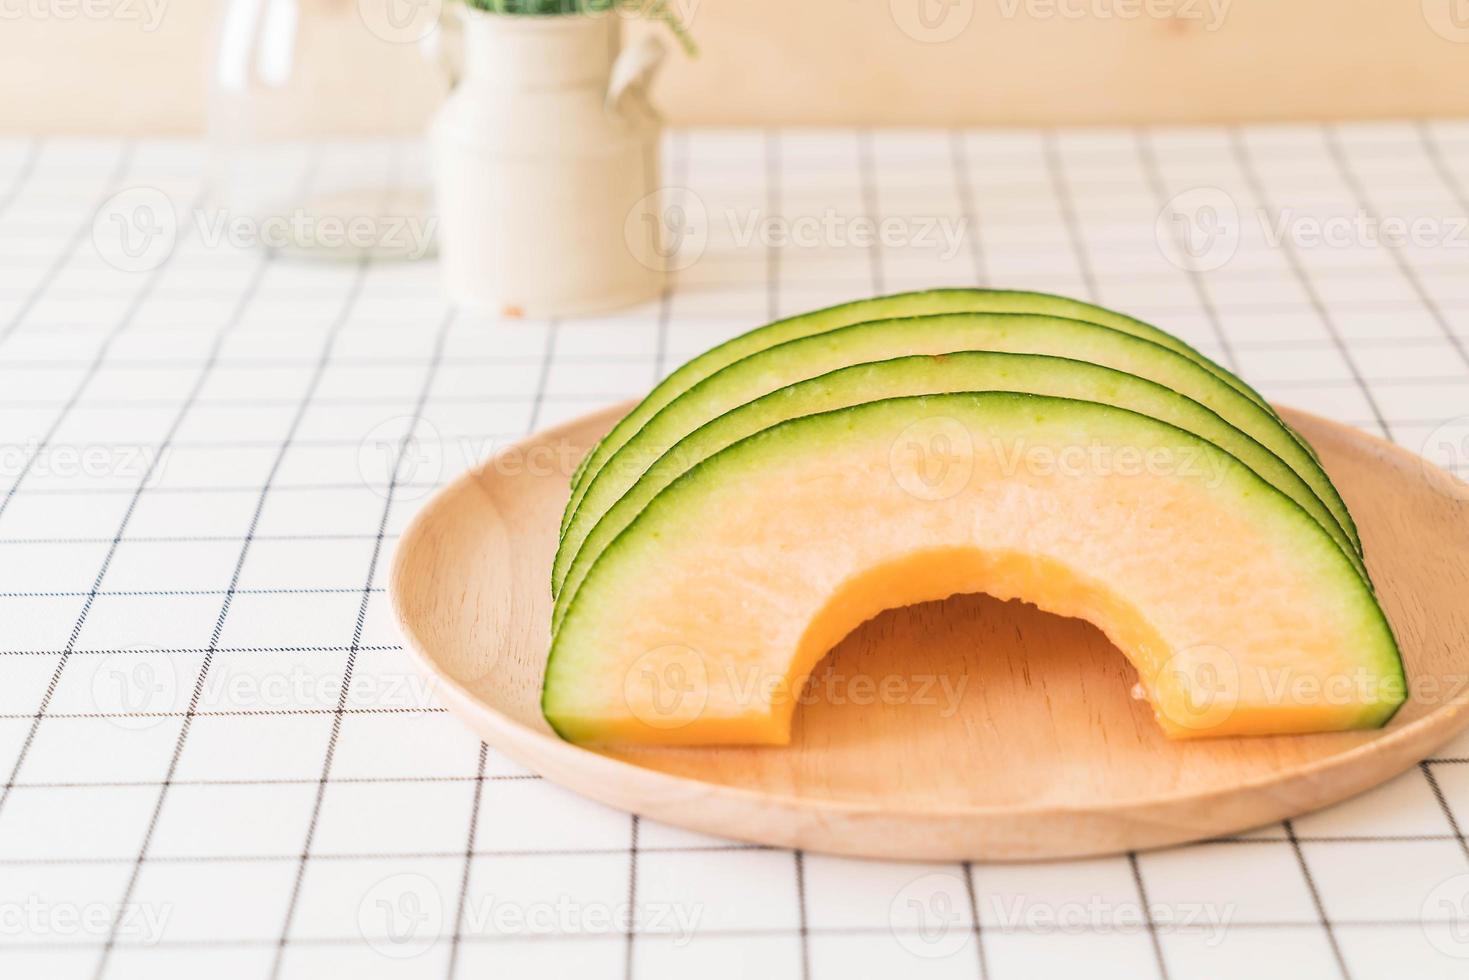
550;352;1367;634
543;394;1403;745
553;314;1361;606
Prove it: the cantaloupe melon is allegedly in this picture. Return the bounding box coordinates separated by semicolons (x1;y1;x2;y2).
562;289;1299;529
543;395;1403;745
552;314;1360;607
551;352;1366;633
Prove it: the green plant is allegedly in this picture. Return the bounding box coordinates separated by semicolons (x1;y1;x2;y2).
460;0;696;54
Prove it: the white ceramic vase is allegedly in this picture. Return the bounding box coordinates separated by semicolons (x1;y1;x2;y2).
432;10;667;317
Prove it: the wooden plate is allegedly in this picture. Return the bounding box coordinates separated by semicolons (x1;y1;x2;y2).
391;402;1469;861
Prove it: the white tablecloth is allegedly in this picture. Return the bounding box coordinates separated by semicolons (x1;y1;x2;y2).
2;125;1469;979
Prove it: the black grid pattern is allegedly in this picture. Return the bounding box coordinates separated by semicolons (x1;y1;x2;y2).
1;126;1468;979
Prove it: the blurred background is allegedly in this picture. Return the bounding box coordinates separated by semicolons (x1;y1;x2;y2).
4;0;1468;134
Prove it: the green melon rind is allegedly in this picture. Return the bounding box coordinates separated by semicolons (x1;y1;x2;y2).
551;352;1369;633
569;444;598;489
552;313;1362;603
560;288;1303;531
543;393;1404;740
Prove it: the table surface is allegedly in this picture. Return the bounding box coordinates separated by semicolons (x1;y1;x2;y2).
2;124;1469;980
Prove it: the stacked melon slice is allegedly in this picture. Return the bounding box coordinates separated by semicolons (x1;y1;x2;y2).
542;290;1404;745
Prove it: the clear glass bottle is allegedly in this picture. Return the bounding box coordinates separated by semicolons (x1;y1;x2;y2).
205;0;449;260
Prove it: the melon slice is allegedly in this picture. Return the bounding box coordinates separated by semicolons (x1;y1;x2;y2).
551;352;1366;633
552;314;1360;603
563;288;1292;527
543;394;1403;745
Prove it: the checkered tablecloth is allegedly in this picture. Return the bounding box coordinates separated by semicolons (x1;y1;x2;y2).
2;124;1469;980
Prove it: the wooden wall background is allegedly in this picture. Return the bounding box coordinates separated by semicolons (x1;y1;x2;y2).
1;0;1466;133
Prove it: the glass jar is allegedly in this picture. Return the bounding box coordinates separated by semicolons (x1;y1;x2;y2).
205;0;450;260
